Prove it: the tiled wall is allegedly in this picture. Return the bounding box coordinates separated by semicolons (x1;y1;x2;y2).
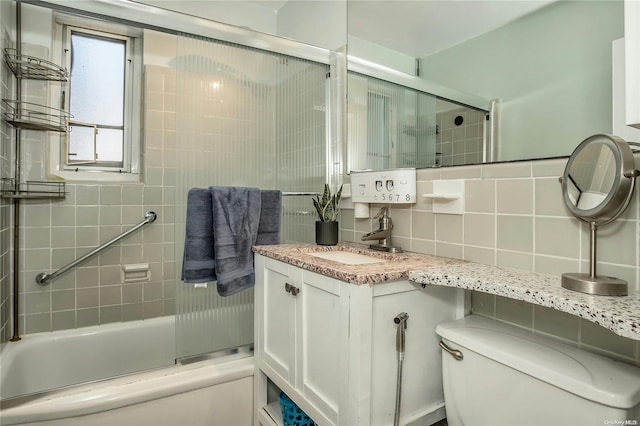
17;63;176;334
436;106;485;167
0;28;13;346
8;29;178;334
341;158;640;366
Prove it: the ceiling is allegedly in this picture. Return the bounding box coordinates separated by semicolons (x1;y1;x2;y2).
251;0;556;58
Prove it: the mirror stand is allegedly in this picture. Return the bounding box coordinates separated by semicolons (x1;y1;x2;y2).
560;134;639;297
561;221;627;296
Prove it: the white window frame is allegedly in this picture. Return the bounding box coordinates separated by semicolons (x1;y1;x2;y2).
49;13;142;182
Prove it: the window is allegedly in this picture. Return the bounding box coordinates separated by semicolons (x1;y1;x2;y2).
51;15;142;181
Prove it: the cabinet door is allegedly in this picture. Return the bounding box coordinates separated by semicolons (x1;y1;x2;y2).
261;258;300;385
298;270;347;425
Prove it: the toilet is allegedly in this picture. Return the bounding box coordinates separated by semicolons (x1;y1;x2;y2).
436;315;640;426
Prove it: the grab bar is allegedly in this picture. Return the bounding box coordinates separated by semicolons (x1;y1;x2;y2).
36;211;157;285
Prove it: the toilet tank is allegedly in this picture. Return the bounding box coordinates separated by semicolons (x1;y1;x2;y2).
436;315;640;426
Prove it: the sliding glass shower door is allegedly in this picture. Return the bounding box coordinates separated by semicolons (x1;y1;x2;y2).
174;34;329;359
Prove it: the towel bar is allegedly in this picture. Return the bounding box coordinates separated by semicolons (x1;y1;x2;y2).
282;191;320;196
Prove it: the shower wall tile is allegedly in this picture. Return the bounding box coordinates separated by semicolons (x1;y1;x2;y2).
15;63;178;334
0;37;15;340
52;310;76;331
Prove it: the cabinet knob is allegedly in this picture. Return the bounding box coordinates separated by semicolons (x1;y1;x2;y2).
285;282;300;296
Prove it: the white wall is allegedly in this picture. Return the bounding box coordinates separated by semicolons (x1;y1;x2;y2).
133;0;278;35
276;0;346;51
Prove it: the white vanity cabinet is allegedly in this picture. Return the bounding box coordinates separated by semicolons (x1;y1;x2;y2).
254;253;463;426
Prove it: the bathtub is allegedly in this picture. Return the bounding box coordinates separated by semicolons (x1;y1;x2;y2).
0;316;255;426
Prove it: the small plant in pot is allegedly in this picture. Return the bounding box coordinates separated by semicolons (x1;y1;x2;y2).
312;184;342;246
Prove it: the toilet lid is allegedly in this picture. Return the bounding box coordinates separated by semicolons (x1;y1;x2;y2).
436;315;640;409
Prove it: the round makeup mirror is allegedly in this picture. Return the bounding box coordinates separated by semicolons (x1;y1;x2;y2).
561;134;639;296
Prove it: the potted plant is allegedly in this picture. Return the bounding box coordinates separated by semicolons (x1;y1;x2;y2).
312;183;342;245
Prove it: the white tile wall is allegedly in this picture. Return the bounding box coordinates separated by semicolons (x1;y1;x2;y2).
341;157;640;365
0;28;12;346
12;62;177;334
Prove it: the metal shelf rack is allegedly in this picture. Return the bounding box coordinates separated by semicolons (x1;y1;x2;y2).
1;178;66;200
2;99;71;132
3;7;71;341
3;48;69;81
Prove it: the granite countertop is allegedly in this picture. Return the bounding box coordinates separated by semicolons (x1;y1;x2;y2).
253;243;640;341
252;242;463;285
409;262;640;341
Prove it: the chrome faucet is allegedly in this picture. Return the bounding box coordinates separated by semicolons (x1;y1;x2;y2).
361;207;402;253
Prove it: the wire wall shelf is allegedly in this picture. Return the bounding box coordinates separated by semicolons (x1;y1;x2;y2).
3;48;69;81
1;178;66;200
2;99;71;132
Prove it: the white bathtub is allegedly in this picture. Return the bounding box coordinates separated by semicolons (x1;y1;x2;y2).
0;316;255;426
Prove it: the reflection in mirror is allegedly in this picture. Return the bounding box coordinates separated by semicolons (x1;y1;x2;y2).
565;142;616;211
347;0;623;166
347;72;487;172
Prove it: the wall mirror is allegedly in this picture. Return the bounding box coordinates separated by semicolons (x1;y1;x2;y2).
560;134;639;296
347;0;624;170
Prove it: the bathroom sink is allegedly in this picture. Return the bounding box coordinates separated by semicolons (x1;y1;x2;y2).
308;251;385;265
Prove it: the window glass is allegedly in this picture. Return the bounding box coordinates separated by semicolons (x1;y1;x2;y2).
70;32;125;125
67;31;126;167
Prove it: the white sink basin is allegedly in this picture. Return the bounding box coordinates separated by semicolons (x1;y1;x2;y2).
308;251;385;265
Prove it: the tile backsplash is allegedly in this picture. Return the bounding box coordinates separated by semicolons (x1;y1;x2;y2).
341;158;640;365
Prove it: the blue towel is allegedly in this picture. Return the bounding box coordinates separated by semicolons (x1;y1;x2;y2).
181;188;216;283
210;186;262;297
256;190;282;246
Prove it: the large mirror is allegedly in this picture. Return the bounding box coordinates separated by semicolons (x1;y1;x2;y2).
347;0;624;169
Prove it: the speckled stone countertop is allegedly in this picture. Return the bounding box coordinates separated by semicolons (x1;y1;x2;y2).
252;242;462;285
253;243;639;340
409;262;640;341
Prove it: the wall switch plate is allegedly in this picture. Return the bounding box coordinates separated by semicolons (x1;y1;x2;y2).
350;168;416;204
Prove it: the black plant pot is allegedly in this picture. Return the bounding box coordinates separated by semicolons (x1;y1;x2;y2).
315;221;339;246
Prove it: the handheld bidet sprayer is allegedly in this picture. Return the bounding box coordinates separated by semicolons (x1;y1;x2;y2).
393;312;409;426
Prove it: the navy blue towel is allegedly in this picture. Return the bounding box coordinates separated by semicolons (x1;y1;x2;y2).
256;190;282;246
210;186;262;297
181;187;282;296
181;188;216;283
